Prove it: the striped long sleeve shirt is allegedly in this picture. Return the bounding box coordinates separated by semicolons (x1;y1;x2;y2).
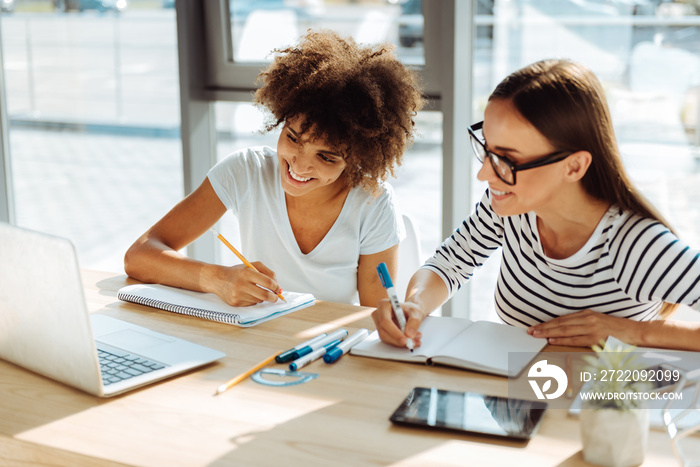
422;190;700;327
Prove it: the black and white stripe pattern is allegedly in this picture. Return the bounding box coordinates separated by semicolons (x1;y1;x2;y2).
423;190;700;327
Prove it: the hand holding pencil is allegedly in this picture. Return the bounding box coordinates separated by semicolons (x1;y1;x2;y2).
210;228;286;305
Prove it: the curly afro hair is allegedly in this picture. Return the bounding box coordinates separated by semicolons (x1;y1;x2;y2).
253;29;425;194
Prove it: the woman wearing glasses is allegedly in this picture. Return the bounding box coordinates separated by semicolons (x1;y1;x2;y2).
373;58;700;351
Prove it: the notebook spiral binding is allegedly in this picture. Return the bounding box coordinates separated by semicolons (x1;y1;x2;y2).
117;292;241;325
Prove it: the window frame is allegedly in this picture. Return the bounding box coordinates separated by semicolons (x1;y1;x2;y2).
201;0;445;100
0;18;13;225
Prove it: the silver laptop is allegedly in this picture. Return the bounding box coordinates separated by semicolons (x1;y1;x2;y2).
0;223;225;397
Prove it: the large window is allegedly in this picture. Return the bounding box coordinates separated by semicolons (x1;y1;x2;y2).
1;1;182;271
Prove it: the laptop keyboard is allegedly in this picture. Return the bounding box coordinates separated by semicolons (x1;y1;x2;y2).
97;345;167;386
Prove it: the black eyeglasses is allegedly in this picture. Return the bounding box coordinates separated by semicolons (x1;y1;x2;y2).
468;121;572;186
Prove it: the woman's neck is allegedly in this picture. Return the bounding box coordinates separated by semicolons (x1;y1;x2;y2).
284;179;350;210
284;180;351;255
536;194;611;260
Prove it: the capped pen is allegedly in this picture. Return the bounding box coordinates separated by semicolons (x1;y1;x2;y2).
289;339;342;371
288;329;348;361
276;332;329;363
324;328;369;364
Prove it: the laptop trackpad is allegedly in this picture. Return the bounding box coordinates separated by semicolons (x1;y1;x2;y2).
98;329;173;351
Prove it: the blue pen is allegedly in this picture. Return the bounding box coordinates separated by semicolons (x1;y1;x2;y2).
324;328;369;363
289;339;342;371
276;332;329;363
377;262;414;351
288;329;348;360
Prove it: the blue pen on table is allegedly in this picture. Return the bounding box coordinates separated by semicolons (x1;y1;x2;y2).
288;329;348;360
276;332;329;363
376;262;414;351
323;328;369;364
289;339;342;371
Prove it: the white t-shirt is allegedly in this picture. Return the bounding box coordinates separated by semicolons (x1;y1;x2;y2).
208;146;405;305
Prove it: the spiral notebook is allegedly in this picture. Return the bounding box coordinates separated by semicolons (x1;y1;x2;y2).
118;284;315;327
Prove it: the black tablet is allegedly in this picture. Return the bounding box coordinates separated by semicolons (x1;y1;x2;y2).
389;387;547;441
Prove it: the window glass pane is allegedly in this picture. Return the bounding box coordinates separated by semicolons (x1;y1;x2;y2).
213;102;441;267
469;0;700;322
392;110;441;260
1;1;181;272
229;0;424;66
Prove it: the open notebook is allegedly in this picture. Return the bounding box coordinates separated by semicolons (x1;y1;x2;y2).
118;284;315;327
351;316;547;377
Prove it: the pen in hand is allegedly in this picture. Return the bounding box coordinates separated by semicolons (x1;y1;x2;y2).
210;228;286;302
376;262;414;352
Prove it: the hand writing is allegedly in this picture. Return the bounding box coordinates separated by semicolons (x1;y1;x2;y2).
371;299;423;348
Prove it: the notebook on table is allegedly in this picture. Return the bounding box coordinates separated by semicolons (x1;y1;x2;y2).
0;223;226;397
118;284;315;327
350;316;548;377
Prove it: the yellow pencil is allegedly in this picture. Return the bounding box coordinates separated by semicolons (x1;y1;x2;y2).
215;350;282;395
210;228;286;302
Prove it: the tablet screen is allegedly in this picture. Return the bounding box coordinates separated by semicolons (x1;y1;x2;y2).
389;387;547;440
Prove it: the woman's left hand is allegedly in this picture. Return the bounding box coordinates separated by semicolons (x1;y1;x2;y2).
527;309;642;348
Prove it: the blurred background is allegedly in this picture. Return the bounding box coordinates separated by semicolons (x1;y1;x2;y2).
1;0;699;320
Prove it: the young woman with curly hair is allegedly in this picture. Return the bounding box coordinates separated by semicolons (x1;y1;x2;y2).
124;30;424;307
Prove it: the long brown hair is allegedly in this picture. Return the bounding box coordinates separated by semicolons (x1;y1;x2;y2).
490;59;678;317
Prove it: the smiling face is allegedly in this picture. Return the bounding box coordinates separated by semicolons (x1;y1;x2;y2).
476;98;570;217
276;116;348;199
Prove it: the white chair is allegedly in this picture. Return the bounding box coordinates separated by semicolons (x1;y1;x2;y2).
395;213;422;300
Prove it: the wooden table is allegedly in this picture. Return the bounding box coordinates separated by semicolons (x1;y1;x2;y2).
0;270;696;466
